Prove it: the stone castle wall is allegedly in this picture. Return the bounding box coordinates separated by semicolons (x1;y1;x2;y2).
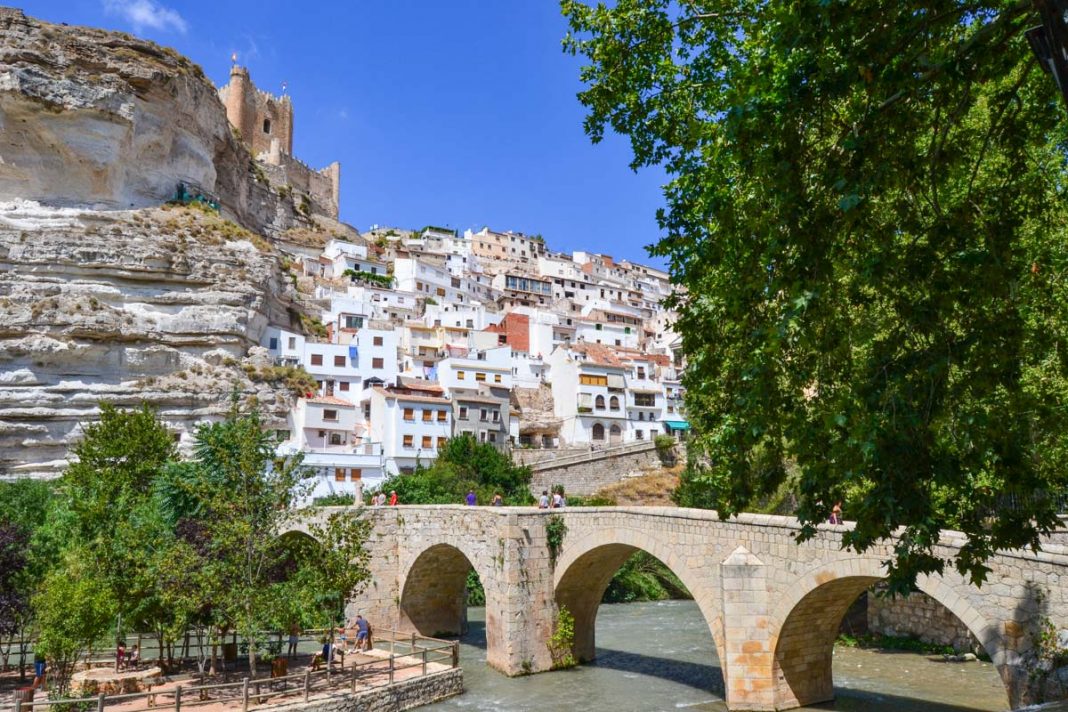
260;154;340;220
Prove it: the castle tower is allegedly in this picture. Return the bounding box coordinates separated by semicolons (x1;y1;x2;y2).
218;66;293;158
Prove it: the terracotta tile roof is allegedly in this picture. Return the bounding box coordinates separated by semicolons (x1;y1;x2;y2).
307;395;356;407
396;375;444;393
371;387;451;405
569;341;625;368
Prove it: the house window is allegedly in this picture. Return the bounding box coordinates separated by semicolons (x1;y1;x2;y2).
637;367;646;379
344;316;363;329
329;432;343;445
457;371;466;381
494;374;502;383
437;410;447;422
636;430;644;440
374;336;384;346
323;409;338;421
339;381;350;392
403;435;414;448
595;395;606;410
403;408;415;421
459;406;469;420
488;432;497;443
580;374;609;386
635;393;656;407
437;437;447;449
475;372;487;382
422;409;432;422
372;357;384;369
350;469;362;481
609;396;620;411
263;118;271;134
318;430;326;438
269;337;278;350
492;411;500;423
311;354;323;366
422;435;432;449
334;468;345;482
288;337;296;350
480;409;488;422
334;355;346;367
592;423;605;441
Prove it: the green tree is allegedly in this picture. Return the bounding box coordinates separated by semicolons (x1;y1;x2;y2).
188;406;371;676
563;0;1068;591
378;434;533;505
33;553;115;695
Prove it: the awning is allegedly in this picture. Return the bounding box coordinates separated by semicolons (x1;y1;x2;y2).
663;420;690;431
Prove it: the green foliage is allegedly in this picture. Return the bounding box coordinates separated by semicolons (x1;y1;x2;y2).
342;269;393;288
653;435;676;453
312;493;356;506
602;552;691;603
298;313;328;339
33;555;115;695
836;632;956;657
243;363;318;397
545;515;567;568
378;434;533;505
563;0;1068;591
548;606;576;669
565;494;616;507
465;569;485;606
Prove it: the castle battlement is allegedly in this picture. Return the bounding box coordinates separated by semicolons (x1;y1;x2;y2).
219;65;340;220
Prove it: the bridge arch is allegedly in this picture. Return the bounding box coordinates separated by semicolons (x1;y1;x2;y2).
552;526;723;668
398;542;493;638
770;557;1008;709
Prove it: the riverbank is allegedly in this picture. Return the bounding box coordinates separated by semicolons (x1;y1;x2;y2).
425;600;1009;712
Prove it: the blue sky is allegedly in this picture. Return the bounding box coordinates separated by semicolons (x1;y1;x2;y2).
20;0;669;269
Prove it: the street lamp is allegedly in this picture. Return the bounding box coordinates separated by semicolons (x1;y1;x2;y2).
1027;0;1068;109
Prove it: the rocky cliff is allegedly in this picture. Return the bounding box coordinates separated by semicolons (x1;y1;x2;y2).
0;6;306;236
0;8;332;477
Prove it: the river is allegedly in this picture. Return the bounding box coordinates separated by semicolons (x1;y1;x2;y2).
422;600;1062;712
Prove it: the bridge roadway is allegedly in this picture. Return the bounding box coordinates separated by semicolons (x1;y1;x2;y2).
289;506;1068;711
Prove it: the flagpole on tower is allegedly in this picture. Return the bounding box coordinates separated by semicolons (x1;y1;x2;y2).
230;51;237;67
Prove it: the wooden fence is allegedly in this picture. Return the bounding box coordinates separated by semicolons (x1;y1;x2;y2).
3;630;458;712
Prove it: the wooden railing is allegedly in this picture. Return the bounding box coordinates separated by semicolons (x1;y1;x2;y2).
3;631;458;712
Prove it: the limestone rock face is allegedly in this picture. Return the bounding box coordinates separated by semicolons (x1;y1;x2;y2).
0;7;301;235
0;200;301;477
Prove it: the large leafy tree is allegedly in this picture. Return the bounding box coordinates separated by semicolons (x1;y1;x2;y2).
563;0;1068;590
378;434;533;505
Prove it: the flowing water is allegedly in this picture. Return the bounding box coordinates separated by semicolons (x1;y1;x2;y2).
423;600;1050;712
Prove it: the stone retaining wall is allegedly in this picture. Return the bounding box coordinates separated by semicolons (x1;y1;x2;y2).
867;589;980;653
264;668;463;712
528;446;665;496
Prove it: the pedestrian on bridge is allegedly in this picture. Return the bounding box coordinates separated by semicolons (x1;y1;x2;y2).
389;490;398;506
538;490;549;509
466;489;477;506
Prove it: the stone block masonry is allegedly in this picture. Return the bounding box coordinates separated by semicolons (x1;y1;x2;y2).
289;505;1068;711
265;668;462;712
867;588;981;653
527;442;664;495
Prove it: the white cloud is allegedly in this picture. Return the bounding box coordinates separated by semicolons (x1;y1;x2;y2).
103;0;188;34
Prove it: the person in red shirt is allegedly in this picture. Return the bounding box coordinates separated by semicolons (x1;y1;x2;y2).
389;490;398;506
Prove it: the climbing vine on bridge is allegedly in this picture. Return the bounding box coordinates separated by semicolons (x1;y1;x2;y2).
549;605;576;669
545;515;567;568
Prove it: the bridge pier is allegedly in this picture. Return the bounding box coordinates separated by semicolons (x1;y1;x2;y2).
293;506;1068;711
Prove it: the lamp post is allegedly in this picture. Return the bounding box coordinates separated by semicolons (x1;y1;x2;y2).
1027;0;1068;110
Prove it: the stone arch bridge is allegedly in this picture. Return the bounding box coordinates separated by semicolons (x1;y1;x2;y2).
290;506;1068;711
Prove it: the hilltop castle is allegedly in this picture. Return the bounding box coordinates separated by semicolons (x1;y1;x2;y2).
218;65;341;220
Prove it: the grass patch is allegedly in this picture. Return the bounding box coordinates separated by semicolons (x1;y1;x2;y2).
836;633;957;656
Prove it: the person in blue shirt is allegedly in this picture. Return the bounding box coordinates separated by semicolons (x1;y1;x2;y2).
465;490;477;506
355;615;370;651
